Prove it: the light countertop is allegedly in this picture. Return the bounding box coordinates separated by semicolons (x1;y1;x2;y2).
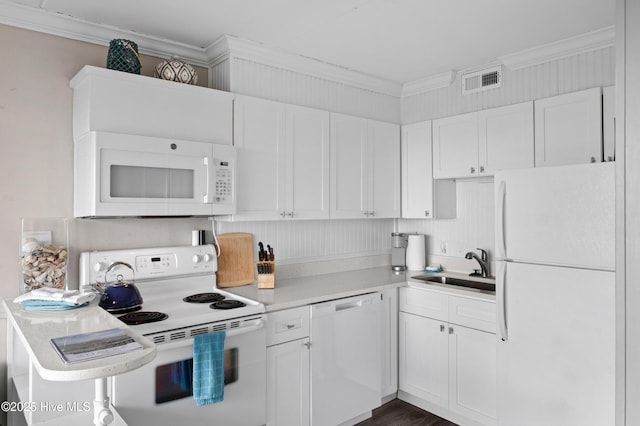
3;299;156;382
226;266;495;312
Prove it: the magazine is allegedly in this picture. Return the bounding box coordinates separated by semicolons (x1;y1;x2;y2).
50;328;143;364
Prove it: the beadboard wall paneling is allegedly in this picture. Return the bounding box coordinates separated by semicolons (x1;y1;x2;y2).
397;180;495;261
401;47;615;124
230;58;400;123
216;219;394;264
210;58;231;91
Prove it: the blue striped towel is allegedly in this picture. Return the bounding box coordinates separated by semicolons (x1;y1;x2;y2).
192;330;226;406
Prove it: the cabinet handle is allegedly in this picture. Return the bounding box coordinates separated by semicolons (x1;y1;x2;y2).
470;167;476;174
440;324;445;333
369;211;375;217
590;156;596;163
304;341;311;350
480;166;485;173
287;211;294;218
286;324;296;329
449;326;454;334
280;211;286;218
425;210;430;217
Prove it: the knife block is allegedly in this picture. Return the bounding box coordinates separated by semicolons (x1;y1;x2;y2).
257;261;275;289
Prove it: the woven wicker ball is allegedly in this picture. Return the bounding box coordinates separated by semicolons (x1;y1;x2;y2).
154;58;198;85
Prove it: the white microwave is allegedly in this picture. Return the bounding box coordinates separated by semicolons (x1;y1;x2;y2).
74;131;236;217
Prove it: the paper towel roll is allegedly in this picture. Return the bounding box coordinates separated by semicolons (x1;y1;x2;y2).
406;234;426;271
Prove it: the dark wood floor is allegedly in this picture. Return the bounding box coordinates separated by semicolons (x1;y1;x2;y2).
356;399;458;426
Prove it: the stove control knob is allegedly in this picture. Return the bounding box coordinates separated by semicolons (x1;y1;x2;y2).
202;253;213;263
192;254;202;264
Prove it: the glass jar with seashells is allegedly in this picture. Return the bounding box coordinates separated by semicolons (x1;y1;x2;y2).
20;218;68;293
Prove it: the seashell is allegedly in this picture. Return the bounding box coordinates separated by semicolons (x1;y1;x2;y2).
22;238;42;253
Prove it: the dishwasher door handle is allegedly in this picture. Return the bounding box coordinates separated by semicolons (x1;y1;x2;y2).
335;300;363;311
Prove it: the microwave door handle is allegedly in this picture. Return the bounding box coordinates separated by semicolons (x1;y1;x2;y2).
203;157;210;203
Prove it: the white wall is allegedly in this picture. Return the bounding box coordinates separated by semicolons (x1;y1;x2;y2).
213;57;401;123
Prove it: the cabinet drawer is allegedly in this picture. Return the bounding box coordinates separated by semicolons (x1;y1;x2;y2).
399;287;448;321
267;306;310;346
448;296;496;333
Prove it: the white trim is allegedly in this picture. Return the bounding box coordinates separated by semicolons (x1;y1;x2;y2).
0;0;212;67
205;35;403;97
402;70;456;97
499;26;615;70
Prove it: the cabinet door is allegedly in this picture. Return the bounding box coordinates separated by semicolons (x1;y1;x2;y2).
233;96;287;220
433;112;479;179
368;119;400;218
330;113;367;218
479;102;534;175
448;325;497;425
534;87;603;167
286;105;330;219
402;121;434;219
398;312;448;408
267;338;311;426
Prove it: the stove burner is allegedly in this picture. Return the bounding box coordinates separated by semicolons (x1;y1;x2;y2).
105;305;142;315
118;311;168;325
183;292;226;303
210;300;246;310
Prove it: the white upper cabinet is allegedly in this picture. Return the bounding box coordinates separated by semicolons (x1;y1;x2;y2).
478;101;534;174
286;105;331;219
233;95;330;220
534;87;603;167
433;102;534;179
401;121;456;219
433;112;479;179
368;119;402;218
71;65;233;144
330;113;400;219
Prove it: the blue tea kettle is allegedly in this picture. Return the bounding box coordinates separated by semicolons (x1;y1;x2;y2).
98;261;143;312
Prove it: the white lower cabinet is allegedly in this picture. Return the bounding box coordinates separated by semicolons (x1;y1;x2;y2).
398;287;496;426
266;306;311;426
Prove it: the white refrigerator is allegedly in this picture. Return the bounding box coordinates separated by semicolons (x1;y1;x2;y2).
494;162;615;426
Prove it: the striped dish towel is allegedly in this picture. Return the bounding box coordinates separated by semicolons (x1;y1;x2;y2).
192;330;226;406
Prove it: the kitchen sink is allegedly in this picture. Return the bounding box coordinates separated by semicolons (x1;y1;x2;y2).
411;274;496;292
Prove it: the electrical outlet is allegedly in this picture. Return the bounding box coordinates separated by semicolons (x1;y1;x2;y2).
440;241;447;254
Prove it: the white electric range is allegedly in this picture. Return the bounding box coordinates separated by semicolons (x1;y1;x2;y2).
79;245;266;426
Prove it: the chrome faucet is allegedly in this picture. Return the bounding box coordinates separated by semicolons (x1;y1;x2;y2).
465;248;490;278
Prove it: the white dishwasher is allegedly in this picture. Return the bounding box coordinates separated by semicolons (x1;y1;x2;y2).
310;292;382;426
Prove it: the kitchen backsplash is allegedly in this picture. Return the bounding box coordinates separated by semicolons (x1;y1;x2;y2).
398;179;495;272
216;218;394;264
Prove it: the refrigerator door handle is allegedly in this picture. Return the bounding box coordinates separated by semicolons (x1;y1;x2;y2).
497;261;508;341
497;180;507;259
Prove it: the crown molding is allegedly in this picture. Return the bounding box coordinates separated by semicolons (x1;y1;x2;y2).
205;35;402;97
0;1;614;99
0;1;212;67
401;70;456;97
499;26;615;70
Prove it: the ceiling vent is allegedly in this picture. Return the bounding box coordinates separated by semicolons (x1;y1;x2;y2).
462;66;502;95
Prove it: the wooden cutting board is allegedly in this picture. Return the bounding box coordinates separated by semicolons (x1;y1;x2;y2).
216;232;255;288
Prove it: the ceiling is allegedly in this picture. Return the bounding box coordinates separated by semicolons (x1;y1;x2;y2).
4;0;615;84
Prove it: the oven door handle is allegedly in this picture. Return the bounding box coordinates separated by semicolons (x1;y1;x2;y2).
153;318;265;351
